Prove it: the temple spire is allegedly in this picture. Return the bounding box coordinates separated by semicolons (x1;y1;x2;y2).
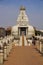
17;6;29;26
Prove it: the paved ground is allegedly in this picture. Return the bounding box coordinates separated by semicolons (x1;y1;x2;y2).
3;45;43;65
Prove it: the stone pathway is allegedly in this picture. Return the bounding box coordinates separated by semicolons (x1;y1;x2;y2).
3;46;43;65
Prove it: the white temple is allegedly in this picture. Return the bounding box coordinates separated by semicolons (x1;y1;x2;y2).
11;6;35;38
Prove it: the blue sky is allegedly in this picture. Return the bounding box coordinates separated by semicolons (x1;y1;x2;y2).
0;0;43;29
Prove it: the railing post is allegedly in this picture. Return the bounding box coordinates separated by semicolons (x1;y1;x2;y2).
7;40;10;56
0;45;4;64
40;40;43;54
3;42;7;61
36;40;40;51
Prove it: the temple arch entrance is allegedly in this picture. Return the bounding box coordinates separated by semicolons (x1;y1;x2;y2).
20;27;26;36
18;27;28;36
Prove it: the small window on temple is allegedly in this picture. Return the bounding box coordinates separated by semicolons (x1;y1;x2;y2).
0;46;1;49
22;16;23;19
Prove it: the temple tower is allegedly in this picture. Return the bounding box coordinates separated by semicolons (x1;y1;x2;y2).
12;6;35;37
17;6;29;26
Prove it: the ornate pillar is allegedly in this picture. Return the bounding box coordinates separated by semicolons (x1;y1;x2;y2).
18;27;20;36
26;27;28;36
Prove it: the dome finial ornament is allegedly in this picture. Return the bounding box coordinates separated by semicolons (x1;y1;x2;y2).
20;6;26;10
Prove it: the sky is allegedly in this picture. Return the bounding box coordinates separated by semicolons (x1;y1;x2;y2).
0;0;43;30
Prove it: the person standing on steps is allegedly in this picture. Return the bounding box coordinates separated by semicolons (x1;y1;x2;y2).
32;36;36;45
